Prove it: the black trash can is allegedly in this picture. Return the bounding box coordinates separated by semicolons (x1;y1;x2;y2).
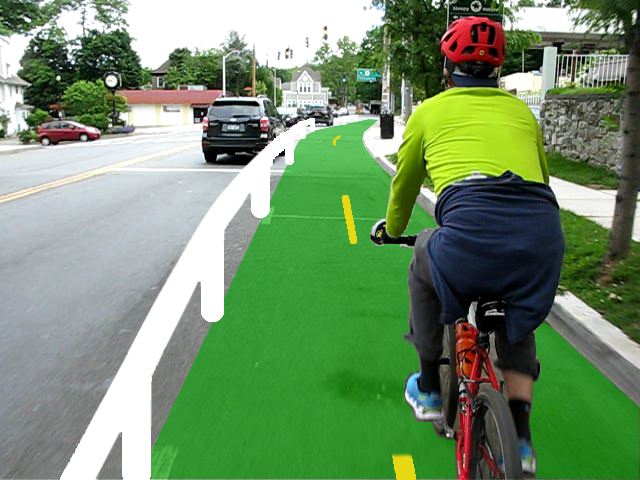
380;113;394;139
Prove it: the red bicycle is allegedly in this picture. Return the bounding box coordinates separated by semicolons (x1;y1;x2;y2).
372;230;526;480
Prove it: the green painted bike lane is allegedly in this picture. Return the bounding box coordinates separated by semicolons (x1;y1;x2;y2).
151;120;639;479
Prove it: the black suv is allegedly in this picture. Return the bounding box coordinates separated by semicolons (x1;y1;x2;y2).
201;96;285;163
301;105;333;126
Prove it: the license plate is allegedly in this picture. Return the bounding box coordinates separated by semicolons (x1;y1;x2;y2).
226;123;241;131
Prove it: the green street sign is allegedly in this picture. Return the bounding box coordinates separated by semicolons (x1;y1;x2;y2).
357;68;381;83
447;0;504;25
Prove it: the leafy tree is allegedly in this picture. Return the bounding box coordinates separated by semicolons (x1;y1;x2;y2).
0;0;60;36
356;26;384;104
62;80;109;116
222;30;253;95
18;27;74;111
57;0;129;36
568;0;640;263
74;29;143;88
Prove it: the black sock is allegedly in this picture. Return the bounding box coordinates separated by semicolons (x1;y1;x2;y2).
509;399;532;442
418;357;440;394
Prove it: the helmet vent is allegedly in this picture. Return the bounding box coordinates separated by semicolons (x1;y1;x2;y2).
489;48;499;58
450;41;458;52
462;46;475;54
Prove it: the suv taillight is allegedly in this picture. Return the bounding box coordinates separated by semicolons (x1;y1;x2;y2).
202;117;209;131
259;117;270;132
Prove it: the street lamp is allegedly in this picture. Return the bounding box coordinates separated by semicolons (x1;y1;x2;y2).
55;75;62;118
273;68;277;105
222;50;242;97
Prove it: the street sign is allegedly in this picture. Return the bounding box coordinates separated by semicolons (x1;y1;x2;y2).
357;68;381;83
447;0;504;25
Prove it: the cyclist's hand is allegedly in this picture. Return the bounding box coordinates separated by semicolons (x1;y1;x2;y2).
370;219;399;245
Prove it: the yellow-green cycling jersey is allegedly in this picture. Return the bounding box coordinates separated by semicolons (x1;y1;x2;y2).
386;87;549;238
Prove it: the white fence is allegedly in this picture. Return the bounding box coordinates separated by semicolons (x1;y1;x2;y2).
555;53;629;89
60;119;316;480
516;90;542;106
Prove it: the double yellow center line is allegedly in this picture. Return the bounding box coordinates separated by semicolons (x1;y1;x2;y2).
0;144;196;205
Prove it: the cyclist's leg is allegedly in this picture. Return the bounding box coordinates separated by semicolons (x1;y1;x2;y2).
403;228;446;421
405;228;444;389
495;329;538;473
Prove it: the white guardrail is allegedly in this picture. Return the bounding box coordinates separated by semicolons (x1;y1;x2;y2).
60;119;316;480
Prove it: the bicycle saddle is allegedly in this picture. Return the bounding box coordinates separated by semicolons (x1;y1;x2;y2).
475;297;507;334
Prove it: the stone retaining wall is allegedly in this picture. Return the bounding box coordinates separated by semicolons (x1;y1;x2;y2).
541;93;624;169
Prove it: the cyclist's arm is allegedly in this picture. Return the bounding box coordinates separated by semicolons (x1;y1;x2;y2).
536;124;549;185
385;113;427;238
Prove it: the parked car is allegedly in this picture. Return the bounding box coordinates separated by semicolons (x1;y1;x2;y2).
335;107;348;117
300;105;334;126
201;96;285;163
37;121;101;146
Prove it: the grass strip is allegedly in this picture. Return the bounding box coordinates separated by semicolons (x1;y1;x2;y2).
547;151;619;189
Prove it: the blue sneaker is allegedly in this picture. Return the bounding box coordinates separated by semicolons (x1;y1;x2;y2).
498;438;537;476
519;438;537;475
404;372;443;421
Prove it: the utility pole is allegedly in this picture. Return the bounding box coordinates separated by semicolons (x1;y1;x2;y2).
381;0;391;114
252;44;256;97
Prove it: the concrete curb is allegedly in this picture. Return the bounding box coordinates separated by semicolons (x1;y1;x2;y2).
362;121;640;407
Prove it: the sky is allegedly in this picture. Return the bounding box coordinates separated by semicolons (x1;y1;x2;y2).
2;0;384;76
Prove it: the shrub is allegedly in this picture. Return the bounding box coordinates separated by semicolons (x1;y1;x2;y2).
18;129;37;144
0;109;9;138
546;85;626;98
78;113;109;132
26;109;52;129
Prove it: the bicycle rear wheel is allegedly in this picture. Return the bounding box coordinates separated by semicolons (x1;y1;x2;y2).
434;324;458;437
468;388;523;479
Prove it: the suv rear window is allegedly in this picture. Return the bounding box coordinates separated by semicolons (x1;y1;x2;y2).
211;101;261;118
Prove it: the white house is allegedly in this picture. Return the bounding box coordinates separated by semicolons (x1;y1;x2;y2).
282;65;331;108
0;44;32;135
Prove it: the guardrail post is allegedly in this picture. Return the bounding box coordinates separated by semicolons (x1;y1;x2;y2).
122;373;151;479
251;157;271;218
200;234;224;322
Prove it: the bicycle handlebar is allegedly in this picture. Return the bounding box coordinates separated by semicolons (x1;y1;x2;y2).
370;220;417;247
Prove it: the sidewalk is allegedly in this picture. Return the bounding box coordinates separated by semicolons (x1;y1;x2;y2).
362;119;640;406
0;123;201;154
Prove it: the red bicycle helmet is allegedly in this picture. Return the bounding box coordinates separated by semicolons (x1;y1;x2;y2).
440;16;506;67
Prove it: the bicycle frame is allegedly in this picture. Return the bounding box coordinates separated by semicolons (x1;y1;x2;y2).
454;327;503;480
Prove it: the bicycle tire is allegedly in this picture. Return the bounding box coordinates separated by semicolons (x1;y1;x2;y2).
468;387;523;480
434;324;458;437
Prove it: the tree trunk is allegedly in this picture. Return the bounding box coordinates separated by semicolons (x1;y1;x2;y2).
607;22;640;261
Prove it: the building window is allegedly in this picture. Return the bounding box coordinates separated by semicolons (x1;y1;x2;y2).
158;76;165;88
163;104;181;112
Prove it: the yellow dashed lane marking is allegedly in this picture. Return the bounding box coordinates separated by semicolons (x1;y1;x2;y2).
341;194;357;244
0;143;197;205
392;454;417;480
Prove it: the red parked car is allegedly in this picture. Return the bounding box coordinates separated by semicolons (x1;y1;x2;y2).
38;121;101;146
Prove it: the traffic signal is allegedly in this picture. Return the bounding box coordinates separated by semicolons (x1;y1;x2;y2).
323;26;328;41
306;37;309;48
285;48;290;59
278;51;281;60
342;75;347;84
290;49;293;59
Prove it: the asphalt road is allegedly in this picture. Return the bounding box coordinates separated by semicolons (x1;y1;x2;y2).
0;125;293;479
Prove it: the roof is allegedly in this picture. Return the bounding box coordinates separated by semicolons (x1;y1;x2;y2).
151;59;172;75
117;89;224;105
291;65;321;83
507;7;605;34
0;75;30;87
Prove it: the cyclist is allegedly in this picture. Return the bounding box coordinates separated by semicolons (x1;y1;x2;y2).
372;16;565;475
